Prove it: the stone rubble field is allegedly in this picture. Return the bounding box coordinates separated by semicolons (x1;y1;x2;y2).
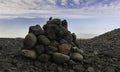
0;18;119;72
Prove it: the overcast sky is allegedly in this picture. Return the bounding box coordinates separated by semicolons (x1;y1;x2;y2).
0;0;120;38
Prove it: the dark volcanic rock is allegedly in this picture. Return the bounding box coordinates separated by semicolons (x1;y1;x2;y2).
35;45;45;55
38;35;50;45
38;54;50;62
21;49;37;59
29;24;44;36
24;33;37;49
62;20;68;30
53;52;70;64
70;53;83;61
59;44;71;55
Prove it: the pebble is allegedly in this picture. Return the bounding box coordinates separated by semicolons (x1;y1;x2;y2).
87;67;95;72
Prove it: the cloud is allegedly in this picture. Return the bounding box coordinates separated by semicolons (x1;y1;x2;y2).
0;0;120;19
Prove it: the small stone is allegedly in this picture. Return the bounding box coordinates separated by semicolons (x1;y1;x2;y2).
24;33;37;49
38;54;50;62
87;67;95;72
68;60;76;65
59;44;71;55
71;53;83;61
78;49;84;54
73;64;85;72
93;51;98;55
53;52;70;64
71;46;79;52
69;69;74;72
105;67;115;72
38;35;50;45
21;49;36;59
57;66;63;72
48;63;57;71
35;45;44;55
29;24;44;36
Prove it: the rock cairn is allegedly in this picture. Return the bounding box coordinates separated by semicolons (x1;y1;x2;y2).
21;18;84;64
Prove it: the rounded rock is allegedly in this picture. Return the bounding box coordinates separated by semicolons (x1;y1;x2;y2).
29;25;44;36
59;44;71;55
21;49;37;59
87;67;95;72
38;54;50;62
24;33;37;49
53;52;70;64
35;45;45;55
71;53;83;61
38;35;50;45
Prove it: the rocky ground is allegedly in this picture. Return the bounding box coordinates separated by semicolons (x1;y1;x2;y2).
0;29;119;72
0;18;120;72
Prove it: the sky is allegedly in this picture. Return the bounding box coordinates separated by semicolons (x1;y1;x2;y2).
0;0;120;38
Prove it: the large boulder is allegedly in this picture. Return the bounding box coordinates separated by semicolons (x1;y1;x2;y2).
53;52;70;64
38;35;50;45
24;33;37;49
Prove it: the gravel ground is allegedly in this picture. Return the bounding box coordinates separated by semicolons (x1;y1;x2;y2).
0;29;120;72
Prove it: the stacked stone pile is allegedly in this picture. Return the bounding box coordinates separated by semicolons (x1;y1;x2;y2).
21;18;84;64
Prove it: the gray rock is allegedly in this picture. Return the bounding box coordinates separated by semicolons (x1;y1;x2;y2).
69;69;74;72
87;67;95;72
38;35;50;45
104;67;115;72
24;33;37;49
53;52;70;64
73;64;85;72
48;63;57;71
29;24;44;36
35;45;45;55
47;18;61;25
21;49;36;59
78;49;84;54
71;53;83;61
38;54;50;62
59;44;71;55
